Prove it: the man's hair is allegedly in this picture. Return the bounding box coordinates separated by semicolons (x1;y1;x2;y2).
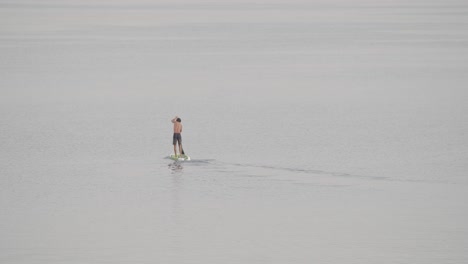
176;118;181;122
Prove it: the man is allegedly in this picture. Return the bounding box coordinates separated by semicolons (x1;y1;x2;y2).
171;116;183;157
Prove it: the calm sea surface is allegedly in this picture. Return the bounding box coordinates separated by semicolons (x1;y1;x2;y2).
1;0;467;263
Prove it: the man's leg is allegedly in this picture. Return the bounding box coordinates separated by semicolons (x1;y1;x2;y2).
174;144;177;157
176;134;183;157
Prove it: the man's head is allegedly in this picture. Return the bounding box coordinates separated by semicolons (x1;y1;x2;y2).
176;118;181;122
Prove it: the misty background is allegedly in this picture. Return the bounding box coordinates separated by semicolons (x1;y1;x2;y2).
1;0;467;104
1;0;468;263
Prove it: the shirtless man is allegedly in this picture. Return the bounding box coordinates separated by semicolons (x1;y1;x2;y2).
171;116;183;157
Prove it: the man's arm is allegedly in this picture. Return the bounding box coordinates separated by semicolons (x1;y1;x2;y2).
171;116;178;123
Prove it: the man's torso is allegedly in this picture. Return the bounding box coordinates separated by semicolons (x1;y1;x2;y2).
173;123;182;133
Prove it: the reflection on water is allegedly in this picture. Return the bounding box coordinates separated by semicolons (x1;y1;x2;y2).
168;161;183;173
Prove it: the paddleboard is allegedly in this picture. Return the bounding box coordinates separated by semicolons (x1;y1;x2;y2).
168;154;191;161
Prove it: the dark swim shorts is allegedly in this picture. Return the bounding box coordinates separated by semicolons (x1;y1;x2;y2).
173;133;182;145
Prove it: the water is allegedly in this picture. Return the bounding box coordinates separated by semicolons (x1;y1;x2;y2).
1;0;468;263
